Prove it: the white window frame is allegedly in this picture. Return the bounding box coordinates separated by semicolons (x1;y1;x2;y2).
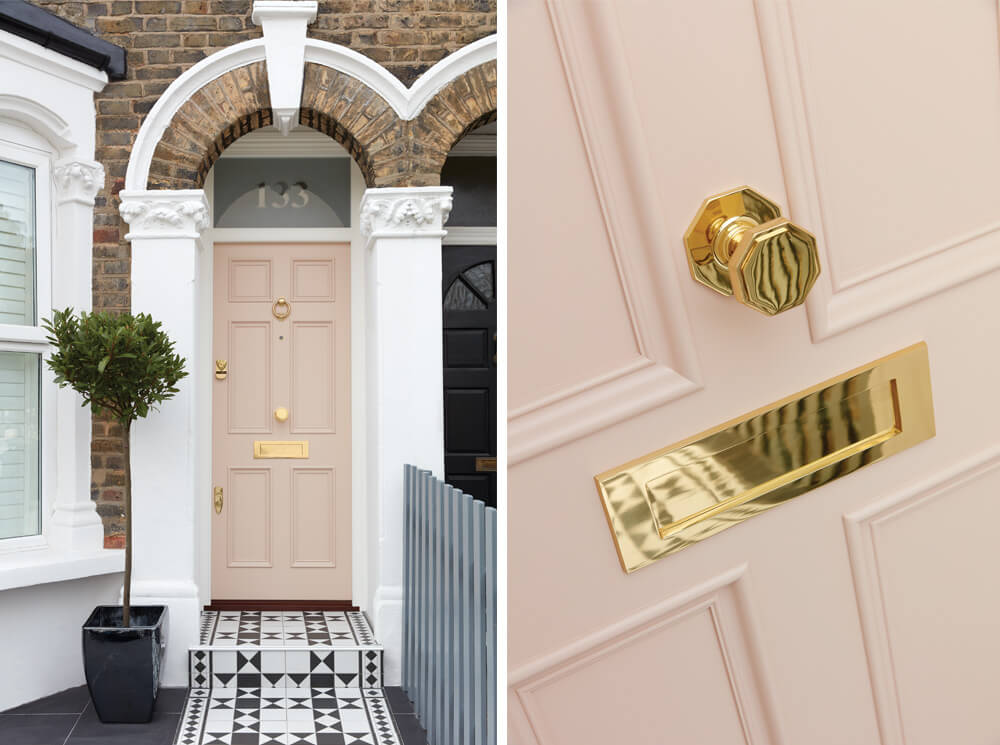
0;125;54;553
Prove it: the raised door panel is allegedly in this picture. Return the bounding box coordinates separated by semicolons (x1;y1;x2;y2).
228;259;272;302
290;468;337;568
228;321;272;434
290;321;335;434
788;2;1000;289
227;468;272;568
506;0;645;413
291;258;335;301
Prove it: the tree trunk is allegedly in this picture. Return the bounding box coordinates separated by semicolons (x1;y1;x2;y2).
122;419;132;628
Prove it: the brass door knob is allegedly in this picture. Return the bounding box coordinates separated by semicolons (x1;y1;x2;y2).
274;407;289;422
684;186;820;316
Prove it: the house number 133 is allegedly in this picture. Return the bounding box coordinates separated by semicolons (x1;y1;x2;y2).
257;181;310;209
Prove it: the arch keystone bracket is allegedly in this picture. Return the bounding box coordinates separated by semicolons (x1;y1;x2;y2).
251;0;318;135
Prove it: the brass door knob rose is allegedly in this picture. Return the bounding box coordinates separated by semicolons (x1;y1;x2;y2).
684;186;820;316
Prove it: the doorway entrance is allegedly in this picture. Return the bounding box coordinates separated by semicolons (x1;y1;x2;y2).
211;242;352;602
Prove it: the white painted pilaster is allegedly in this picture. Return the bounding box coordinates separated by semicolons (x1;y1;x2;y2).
48;160;105;551
251;0;318;135
119;189;209;686
360;186;452;685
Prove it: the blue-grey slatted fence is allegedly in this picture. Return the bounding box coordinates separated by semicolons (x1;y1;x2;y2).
402;465;497;745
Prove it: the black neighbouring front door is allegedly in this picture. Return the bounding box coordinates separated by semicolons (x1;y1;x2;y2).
442;245;497;507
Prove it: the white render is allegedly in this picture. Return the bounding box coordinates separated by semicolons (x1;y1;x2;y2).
119;189;211;685
361;187;451;685
0;29;123;712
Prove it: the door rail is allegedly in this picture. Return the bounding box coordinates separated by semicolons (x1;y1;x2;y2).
402;465;497;745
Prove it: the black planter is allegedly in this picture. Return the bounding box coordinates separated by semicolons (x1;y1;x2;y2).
82;605;168;723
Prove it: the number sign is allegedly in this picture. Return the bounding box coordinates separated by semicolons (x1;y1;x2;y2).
213;157;351;228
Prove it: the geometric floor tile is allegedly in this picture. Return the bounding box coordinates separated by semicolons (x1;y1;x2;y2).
174;687;403;745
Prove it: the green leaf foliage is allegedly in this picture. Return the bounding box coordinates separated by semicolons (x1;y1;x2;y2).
42;309;188;426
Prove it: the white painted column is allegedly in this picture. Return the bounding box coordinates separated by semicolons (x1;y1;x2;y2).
119;189;209;686
48;160;106;552
360;186;452;685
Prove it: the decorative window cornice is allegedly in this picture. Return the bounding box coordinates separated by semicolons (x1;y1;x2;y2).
359;187;453;241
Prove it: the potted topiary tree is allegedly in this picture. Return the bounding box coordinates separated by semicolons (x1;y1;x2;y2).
43;308;187;724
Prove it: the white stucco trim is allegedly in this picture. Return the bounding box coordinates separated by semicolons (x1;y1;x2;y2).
0;549;123;592
443;226;498;245
125;31;498;190
0;95;75;153
303;34;496;121
0;29;108;92
251;1;318;134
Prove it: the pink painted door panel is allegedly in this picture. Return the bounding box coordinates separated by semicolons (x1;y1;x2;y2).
509;2;1000;744
213;243;351;601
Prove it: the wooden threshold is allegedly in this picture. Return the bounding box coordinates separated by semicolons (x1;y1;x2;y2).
205;600;359;612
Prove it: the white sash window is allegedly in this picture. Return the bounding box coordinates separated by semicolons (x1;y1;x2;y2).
0;140;50;544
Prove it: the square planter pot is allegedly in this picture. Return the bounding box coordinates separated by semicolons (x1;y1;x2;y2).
82;605;168;723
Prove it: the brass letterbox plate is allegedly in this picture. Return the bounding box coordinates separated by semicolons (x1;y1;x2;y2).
596;343;935;573
254;441;309;459
476;457;497;472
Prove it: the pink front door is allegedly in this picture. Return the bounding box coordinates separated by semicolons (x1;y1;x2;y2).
509;2;1000;744
212;242;351;602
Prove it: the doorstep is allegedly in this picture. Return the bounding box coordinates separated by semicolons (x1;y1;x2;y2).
176;611;404;745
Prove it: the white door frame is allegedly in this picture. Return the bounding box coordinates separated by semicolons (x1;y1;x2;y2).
197;135;369;608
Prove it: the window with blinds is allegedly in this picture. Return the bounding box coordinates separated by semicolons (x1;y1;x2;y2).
0;160;39;540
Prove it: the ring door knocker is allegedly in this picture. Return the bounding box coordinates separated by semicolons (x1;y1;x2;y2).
272;296;291;320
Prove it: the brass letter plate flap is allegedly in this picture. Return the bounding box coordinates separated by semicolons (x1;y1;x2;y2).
254;441;309;459
596;343;935;574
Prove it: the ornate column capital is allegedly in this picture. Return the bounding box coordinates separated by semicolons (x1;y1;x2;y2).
119;189;210;240
53;159;105;206
360;186;453;242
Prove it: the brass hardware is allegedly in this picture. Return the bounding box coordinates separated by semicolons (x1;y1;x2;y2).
254;440;309;458
215;360;228;380
596;343;935;573
684;186;821;315
475;456;497;472
274;407;289;423
213;486;224;514
272;296;291;320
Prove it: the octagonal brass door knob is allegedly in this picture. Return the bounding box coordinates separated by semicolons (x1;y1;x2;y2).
683;186;820;316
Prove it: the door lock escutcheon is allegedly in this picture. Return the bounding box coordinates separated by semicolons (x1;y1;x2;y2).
684;186;821;315
215;359;228;380
213;486;223;514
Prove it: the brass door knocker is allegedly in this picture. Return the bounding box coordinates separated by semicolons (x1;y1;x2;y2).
272;296;291;320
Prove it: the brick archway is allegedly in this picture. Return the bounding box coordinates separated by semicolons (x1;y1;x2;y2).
145;56;497;190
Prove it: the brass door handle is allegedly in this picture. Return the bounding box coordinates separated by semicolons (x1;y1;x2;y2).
684;186;820;316
214;487;223;514
274;407;289;422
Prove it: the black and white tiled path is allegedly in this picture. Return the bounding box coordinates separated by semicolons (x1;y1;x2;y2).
175;611;410;745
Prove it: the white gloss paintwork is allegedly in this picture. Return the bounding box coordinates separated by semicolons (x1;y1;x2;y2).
0;29;121;711
509;2;1000;745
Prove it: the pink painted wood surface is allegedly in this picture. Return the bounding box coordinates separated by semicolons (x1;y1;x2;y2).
509;1;1000;743
212;243;351;601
